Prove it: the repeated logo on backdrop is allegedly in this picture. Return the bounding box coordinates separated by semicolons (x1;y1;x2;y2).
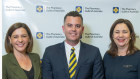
36;5;65;12
113;7;139;14
36;6;43;12
36;32;43;39
36;32;65;39
113;7;119;13
76;6;82;13
2;1;140;56
35;5;139;40
75;6;103;13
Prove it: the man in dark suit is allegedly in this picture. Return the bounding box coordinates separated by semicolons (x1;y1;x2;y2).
42;11;104;79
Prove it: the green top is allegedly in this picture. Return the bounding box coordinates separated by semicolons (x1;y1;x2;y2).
2;53;41;79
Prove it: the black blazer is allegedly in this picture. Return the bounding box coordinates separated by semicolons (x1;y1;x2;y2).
2;53;41;79
42;41;104;79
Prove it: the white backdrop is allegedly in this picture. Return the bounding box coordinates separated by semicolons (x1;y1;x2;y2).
2;0;140;58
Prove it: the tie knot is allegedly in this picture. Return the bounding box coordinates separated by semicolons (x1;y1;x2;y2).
71;47;75;51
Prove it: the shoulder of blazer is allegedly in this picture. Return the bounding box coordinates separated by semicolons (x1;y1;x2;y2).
2;53;10;66
3;53;13;59
45;42;64;50
80;41;99;50
2;53;20;72
2;53;16;64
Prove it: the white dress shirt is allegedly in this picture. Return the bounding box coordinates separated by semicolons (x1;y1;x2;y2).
64;41;80;66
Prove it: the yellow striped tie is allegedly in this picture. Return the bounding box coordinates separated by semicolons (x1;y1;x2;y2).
69;47;77;79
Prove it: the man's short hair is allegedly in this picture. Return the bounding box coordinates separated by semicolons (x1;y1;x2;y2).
64;11;83;24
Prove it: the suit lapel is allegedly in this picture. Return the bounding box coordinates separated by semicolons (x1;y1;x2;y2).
59;42;70;78
9;53;28;79
75;42;87;78
29;53;40;79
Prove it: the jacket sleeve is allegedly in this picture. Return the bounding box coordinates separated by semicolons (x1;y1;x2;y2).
42;48;53;79
2;56;8;79
92;48;104;79
138;52;140;79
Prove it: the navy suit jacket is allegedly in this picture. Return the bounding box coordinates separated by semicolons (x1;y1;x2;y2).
42;41;104;79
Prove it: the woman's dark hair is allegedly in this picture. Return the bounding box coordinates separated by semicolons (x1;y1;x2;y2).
107;19;139;56
5;22;33;53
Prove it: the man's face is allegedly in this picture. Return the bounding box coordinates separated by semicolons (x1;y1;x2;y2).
62;16;84;44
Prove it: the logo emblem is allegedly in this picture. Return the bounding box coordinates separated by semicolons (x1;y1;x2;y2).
36;32;43;39
36;6;43;12
113;7;119;13
76;6;82;13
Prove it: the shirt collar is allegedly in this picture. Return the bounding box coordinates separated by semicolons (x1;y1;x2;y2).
65;41;81;50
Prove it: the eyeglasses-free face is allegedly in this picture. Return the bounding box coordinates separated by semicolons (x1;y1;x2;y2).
9;27;30;53
113;23;131;48
62;16;84;45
